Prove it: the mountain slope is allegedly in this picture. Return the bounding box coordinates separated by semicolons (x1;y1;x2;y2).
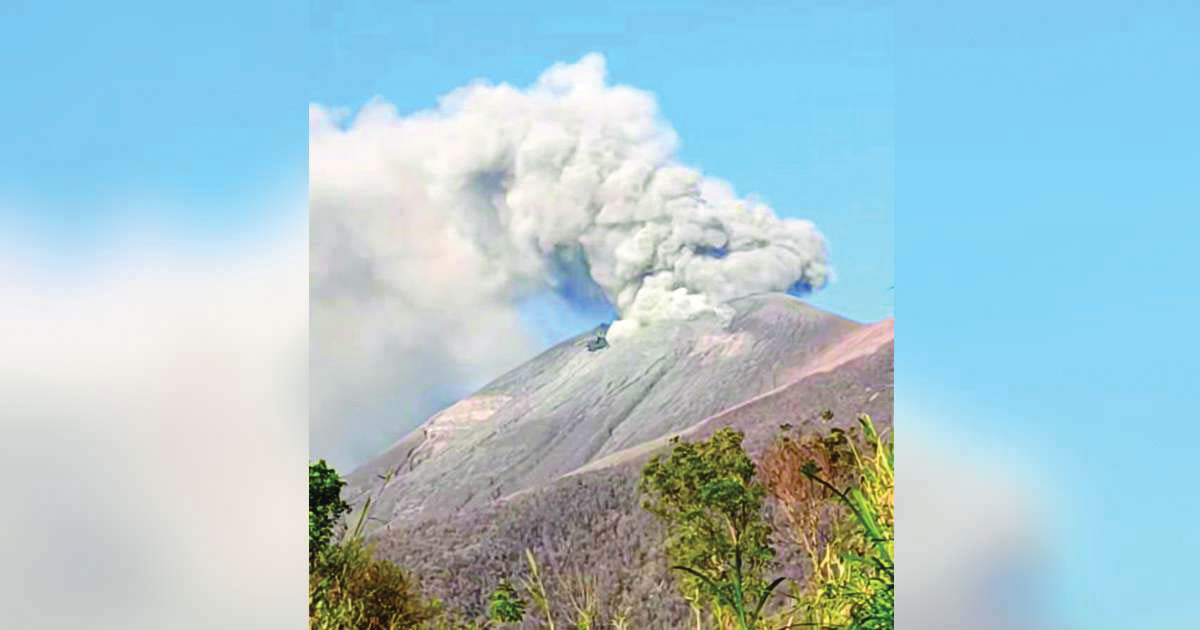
348;293;862;522
346;293;893;627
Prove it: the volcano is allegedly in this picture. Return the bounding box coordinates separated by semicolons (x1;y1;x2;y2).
346;293;893;627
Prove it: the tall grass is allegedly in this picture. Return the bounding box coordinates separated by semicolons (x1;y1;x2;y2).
487;550;635;630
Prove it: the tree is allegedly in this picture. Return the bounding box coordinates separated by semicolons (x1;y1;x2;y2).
762;414;894;629
640;428;785;630
761;416;861;604
309;459;351;564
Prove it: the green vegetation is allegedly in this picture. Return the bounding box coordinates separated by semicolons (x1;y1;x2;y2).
308;413;894;629
488;579;525;625
485;550;633;629
802;416;893;629
640;428;785;630
309;537;441;630
762;414;894;629
519;549;557;630
309;459;350;565
309;461;446;629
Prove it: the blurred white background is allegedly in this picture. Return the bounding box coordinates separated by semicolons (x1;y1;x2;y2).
0;215;307;629
1;2;307;628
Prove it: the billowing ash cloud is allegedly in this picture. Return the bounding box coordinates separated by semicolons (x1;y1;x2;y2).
310;53;831;466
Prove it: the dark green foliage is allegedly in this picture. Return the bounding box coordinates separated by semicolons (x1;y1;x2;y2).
310;459;351;564
639;428;784;629
488;578;526;624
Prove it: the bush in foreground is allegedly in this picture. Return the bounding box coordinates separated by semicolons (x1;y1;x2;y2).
310;537;442;630
763;413;894;629
309;460;445;629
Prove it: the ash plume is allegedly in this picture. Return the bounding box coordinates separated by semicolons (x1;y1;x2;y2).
310;53;831;466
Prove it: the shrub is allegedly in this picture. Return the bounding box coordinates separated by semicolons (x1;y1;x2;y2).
488;578;526;625
309;460;442;629
309;537;440;630
762;414;894;629
310;459;351;565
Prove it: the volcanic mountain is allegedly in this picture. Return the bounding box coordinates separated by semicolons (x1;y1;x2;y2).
346;293;893;627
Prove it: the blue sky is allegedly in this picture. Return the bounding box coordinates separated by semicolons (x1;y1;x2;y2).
0;2;305;243
899;2;1199;628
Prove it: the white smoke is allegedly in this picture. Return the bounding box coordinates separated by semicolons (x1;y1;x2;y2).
310;53;831;466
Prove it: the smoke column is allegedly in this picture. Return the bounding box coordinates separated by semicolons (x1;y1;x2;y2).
310;53;831;466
